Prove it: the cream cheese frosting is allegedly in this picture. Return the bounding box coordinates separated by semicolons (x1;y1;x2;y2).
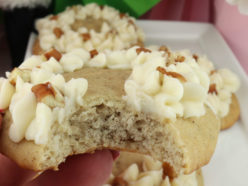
36;3;144;53
148;46;240;118
124;48;210;121
192;53;240;117
0;46;239;145
4;49;88;144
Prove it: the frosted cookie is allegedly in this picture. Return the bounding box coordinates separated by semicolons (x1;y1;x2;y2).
148;45;240;130
104;151;204;186
0;47;219;177
33;3;144;55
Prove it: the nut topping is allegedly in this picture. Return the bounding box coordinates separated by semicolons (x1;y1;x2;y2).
119;13;126;19
159;45;170;53
210;70;217;75
90;49;98;58
53;27;64;38
49;15;58;21
31;82;56;102
156;66;186;82
81;33;91;42
44;48;62;61
193;54;198;61
208;83;218;95
162;162;175;179
175;56;185;63
136;47;152;55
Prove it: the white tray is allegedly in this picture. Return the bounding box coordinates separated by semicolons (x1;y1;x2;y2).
26;21;248;186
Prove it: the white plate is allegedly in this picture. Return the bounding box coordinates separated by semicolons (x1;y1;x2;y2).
137;21;248;186
26;21;248;186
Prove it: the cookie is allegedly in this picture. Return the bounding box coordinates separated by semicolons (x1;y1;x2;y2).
0;47;220;177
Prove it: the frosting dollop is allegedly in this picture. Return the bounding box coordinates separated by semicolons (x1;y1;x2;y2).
5;49;88;144
124;48;210;121
36;3;144;53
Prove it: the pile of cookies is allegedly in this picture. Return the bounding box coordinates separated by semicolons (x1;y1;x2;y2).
0;3;240;186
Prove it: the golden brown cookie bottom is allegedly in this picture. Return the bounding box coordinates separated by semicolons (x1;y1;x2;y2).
221;94;240;130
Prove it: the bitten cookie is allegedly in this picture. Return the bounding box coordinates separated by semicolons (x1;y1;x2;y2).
33;3;144;55
0;47;220;177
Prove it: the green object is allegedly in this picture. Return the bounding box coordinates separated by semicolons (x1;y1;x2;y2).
54;0;82;13
83;0;107;6
54;0;160;17
83;0;160;17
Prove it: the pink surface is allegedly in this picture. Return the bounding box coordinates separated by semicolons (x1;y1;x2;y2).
142;0;248;74
214;0;248;74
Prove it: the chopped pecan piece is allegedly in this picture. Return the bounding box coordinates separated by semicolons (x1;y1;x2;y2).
81;33;91;42
193;54;198;61
90;49;98;58
156;66;167;74
44;48;62;61
210;70;217;75
53;27;64;38
175;56;185;63
208;83;218;95
162;162;175;179
50;15;58;21
156;66;186;82
159;45;169;53
31;82;56;102
128;19;135;25
119;13;126;19
112;177;128;186
136;47;152;55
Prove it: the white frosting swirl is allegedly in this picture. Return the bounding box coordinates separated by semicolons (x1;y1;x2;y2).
36;3;144;53
207;69;240;117
5;49;89;144
153;48;240;119
124;49;209;121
